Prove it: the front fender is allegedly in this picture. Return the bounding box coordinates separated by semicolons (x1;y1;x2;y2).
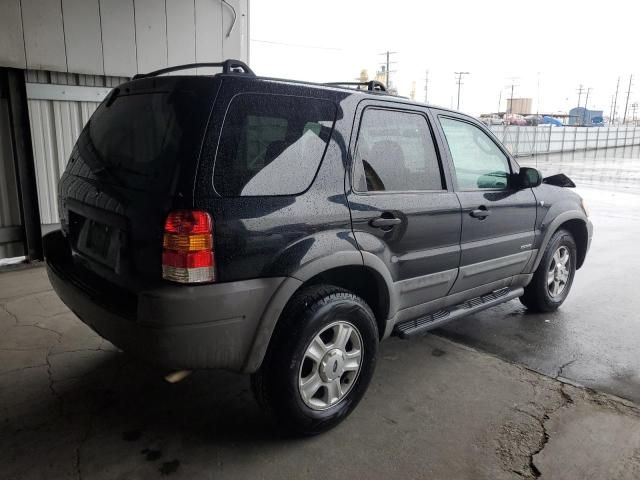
531;209;589;272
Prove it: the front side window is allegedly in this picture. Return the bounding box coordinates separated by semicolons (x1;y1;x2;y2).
439;117;511;190
353;108;443;192
214;93;336;196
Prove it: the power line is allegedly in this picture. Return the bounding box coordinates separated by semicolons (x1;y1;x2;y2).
250;38;343;51
454;71;470;110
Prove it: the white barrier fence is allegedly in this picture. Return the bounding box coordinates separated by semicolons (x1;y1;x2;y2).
488;125;640;157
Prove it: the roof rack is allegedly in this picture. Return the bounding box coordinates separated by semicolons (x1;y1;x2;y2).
325;80;387;92
132;59;254;79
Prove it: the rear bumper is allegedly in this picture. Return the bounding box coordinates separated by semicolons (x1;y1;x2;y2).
44;231;286;371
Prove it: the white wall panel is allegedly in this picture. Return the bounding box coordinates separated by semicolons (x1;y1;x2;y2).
2;0;248;76
100;0;138;77
21;0;67;71
62;0;104;75
195;0;223;74
134;0;168;73
222;0;242;60
166;0;196;74
0;0;27;69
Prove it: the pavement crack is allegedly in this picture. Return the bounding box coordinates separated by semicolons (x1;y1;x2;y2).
555;358;577;379
505;382;576;478
0;303;19;325
30;323;64;340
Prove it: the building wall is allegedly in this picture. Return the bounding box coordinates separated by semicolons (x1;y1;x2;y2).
507;98;532;115
0;0;249;76
0;0;250;258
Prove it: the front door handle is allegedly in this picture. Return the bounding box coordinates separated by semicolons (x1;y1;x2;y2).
470;207;490;219
370;217;402;228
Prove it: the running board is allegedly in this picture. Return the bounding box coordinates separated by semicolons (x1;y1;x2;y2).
393;287;524;339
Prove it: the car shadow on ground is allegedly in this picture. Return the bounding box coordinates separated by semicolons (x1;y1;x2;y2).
2;349;292;477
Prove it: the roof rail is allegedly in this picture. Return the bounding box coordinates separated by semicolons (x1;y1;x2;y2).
132;59;254;79
325;80;387;92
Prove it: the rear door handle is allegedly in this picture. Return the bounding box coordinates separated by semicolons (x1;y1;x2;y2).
470;207;490;219
369;217;402;228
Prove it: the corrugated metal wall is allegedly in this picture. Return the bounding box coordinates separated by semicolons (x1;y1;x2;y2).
0;92;24;259
25;70;127;224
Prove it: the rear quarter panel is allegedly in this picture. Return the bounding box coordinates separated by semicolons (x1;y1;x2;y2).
194;78;363;282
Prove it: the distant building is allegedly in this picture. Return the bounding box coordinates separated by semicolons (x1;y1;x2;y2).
568;107;604;126
506;98;533;115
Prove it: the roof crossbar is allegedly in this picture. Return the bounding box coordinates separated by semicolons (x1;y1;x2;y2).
133;59;254;79
325;80;387;92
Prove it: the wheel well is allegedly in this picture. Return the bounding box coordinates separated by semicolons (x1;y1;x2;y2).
305;266;390;339
559;219;589;269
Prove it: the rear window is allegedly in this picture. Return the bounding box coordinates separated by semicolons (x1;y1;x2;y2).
214;93;337;196
76;89;209;191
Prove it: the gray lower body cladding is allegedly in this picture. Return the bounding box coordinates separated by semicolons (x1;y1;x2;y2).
44;231;285;371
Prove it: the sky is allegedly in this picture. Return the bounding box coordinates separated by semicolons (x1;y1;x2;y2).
250;0;639;118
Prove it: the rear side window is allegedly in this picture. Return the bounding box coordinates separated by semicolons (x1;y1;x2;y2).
214;93;337;196
353;108;443;192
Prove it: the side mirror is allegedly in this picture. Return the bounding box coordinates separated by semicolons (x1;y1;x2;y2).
517;167;542;188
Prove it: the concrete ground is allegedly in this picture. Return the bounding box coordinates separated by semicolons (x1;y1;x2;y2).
2;147;640;479
2;267;640;479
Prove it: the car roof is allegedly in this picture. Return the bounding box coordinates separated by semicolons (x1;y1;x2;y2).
217;73;471;118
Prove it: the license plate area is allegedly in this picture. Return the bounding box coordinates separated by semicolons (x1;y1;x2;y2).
76;217;120;270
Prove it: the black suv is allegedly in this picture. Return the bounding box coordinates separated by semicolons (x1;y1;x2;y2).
45;60;593;435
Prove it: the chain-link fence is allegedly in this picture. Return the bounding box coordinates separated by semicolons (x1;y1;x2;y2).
488;125;640;157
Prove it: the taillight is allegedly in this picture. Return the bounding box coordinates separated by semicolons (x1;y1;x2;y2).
162;210;215;283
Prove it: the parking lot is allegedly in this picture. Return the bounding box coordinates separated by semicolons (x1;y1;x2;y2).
2;147;640;479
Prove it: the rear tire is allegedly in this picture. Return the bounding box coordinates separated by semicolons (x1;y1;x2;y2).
251;284;378;436
520;229;577;312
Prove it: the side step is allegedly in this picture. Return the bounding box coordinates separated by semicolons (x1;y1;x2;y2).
393;287;524;339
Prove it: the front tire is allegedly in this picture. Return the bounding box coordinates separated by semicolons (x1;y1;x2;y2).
520;229;577;312
251;285;378;436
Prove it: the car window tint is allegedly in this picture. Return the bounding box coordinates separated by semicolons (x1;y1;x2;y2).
439;117;511;190
353;109;443;192
214;94;336;196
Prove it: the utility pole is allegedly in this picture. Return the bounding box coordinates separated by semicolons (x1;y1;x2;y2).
583;88;592;125
622;74;633;124
454;71;470;110
424;70;429;103
498;89;503;114
576;84;585;109
575;84;585;126
506;77;519;114
379;51;397;90
632;102;638;125
609;95;615;124
612;77;620;125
